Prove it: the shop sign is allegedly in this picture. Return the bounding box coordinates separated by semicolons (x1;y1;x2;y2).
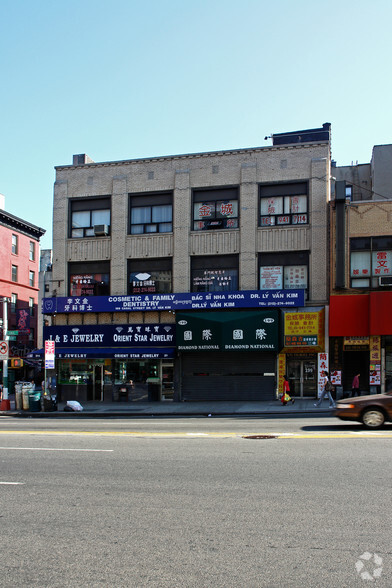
176;310;279;352
42;289;305;314
370;336;381;362
343;336;369;348
284;310;324;348
330;370;342;386
43;324;175;347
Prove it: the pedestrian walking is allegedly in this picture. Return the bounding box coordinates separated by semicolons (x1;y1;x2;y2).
314;371;336;408
351;373;360;397
281;375;295;405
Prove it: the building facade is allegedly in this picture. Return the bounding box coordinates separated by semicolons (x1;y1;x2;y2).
41;125;331;403
0;196;45;388
329;144;392;395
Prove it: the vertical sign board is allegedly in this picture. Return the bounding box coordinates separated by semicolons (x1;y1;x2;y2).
317;352;329;398
45;340;55;369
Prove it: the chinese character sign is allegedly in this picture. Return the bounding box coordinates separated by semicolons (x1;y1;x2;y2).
317;353;329;398
17;309;30;332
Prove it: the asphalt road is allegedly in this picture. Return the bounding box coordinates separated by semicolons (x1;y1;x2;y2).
0;415;391;587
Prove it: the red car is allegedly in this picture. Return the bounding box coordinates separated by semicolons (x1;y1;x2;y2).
335;392;392;428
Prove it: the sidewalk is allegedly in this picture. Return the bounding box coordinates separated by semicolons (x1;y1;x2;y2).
1;397;335;417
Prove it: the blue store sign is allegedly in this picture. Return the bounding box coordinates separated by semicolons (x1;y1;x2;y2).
43;324;175;347
42;289;304;314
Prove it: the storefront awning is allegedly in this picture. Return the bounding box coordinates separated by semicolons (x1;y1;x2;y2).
329;295;369;336
27;348;175;359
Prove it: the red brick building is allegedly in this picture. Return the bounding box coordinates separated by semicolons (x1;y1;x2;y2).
0;204;45;387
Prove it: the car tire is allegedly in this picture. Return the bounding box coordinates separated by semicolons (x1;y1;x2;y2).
362;408;385;429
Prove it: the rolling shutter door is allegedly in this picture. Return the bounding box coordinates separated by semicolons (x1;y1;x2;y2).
181;351;276;401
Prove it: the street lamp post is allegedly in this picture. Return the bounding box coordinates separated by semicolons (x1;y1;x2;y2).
0;297;10;411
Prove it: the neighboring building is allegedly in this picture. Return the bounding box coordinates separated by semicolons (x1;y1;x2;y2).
37;249;53;349
41;124;332;403
329;144;392;394
0;196;45;387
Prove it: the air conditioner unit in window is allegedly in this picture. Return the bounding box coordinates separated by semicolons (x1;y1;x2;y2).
379;276;392;286
93;224;109;236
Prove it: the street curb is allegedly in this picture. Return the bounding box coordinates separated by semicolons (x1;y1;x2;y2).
1;409;334;418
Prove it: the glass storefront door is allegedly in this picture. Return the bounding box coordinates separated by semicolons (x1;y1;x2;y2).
286;356;317;397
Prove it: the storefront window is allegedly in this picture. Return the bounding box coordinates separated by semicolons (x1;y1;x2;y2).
191;255;239;292
193;187;239;231
69;261;110;296
128;258;172;294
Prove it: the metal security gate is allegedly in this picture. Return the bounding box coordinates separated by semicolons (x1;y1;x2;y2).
181;352;276;401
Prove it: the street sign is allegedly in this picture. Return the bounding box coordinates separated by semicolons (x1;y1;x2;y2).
0;340;9;360
7;336;17;341
6;331;18;336
45;339;55;369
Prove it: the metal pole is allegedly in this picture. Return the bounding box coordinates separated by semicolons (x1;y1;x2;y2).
1;297;10;411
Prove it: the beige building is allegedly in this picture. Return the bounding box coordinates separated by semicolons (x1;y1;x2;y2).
43;124;332;403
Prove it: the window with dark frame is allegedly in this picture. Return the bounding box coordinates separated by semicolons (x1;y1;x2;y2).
258;251;309;297
127;258;172;294
70;197;111;238
29;297;34;316
29;271;35;287
69;261;110;296
12;265;18;282
191;255;239;292
129;192;173;235
259;182;308;227
350;236;392;288
193;187;239;231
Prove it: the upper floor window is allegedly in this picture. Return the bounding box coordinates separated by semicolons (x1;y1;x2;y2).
29;297;35;316
29;241;35;261
70;197;111;238
129;192;172;235
12;234;18;254
193;187;238;231
11;293;17;313
259;182;308;227
191;255;239;292
351;236;392;288
29;271;35;287
69;261;110;296
127;258;172;294
258;251;309;297
12;265;18;282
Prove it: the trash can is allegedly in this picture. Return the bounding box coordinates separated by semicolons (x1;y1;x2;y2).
43;393;57;412
147;378;161;401
15;383;23;410
22;384;32;410
28;390;41;412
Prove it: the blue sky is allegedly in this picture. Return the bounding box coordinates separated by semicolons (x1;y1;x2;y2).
1;0;391;250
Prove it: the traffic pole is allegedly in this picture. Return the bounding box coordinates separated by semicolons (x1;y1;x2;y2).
0;297;10;411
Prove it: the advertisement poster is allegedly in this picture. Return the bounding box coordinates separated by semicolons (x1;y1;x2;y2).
369;364;381;386
330;370;342;386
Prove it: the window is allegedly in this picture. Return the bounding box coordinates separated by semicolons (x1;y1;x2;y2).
351;237;392;288
191;255;238;292
12;234;18;254
193;187;238;231
70;197;111;238
259;182;308;227
29;271;35;287
12;265;18;282
29;241;35;261
129;192;172;235
259;252;309;295
29;297;35;316
11;294;17;313
69;261;110;296
128;258;172;294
